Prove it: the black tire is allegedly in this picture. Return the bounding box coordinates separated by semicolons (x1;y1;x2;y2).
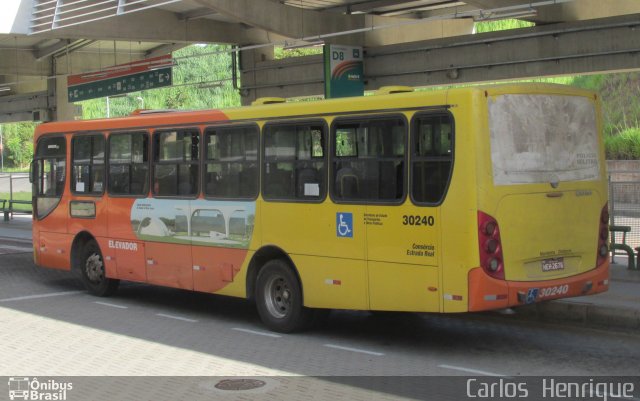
255;259;313;333
79;240;119;297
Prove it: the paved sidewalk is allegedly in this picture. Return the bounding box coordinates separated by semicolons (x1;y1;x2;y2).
2;215;639;330
0;213;32;241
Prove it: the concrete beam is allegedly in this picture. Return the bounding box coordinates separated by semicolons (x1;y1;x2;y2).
193;0;473;47
365;13;640;88
0;48;51;77
462;0;527;9
194;0;363;44
237;13;640;99
29;8;280;46
240;53;324;104
535;0;640;24
177;8;219;21
0;91;50;124
145;43;188;58
34;39;71;61
343;0;430;14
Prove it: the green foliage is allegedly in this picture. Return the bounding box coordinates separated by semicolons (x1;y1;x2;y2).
605;128;640;160
80;44;241;119
563;72;640;138
0;122;35;169
0;192;31;210
274;46;323;60
474;19;535;33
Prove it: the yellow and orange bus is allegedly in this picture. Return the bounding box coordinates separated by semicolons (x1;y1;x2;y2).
31;83;609;332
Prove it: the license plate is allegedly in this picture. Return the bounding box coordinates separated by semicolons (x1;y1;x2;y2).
541;257;564;272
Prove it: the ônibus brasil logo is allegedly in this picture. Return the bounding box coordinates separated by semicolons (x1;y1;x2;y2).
8;377;73;401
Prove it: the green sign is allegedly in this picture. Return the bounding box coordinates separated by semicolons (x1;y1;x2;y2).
68;68;172;102
324;44;364;99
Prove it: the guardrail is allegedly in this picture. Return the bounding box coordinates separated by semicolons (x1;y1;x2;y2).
609;173;640;269
0;173;32;220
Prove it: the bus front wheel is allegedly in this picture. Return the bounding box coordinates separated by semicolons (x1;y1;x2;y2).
255;259;312;333
79;240;119;297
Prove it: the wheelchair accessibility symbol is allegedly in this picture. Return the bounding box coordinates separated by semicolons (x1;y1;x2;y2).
336;213;353;238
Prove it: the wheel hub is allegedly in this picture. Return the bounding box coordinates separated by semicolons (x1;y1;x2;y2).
85;253;104;283
264;276;291;319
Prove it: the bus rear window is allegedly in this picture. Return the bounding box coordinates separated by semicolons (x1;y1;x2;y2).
488;94;600;186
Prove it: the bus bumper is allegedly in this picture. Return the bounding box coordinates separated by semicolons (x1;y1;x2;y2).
468;261;610;312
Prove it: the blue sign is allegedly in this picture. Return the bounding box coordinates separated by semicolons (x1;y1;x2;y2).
336;212;353;238
525;288;539;304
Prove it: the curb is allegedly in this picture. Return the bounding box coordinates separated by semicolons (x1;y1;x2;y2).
514;300;640;331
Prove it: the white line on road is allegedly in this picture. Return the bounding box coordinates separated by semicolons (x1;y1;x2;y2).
0;236;32;244
0;291;83;303
0;244;33;252
231;327;282;338
323;344;385;356
94;301;128;309
155;313;198;323
438;364;506;377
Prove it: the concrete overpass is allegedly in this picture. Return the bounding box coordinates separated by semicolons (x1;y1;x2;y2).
0;0;639;122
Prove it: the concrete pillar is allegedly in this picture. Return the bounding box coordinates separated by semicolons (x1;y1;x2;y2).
48;74;79;122
239;47;275;106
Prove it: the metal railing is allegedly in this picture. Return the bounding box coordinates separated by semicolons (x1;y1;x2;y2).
609;174;640;263
0;173;32;219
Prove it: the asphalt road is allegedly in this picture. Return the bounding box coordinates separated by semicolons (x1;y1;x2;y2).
1;243;640;400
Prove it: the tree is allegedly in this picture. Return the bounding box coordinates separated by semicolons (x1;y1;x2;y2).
1;122;35;169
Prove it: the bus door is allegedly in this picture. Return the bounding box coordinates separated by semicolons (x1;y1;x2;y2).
137;200;193;289
260;121;368;310
68;133;110;274
33;135;72;270
105;132;149;282
366;113;452;312
140;129;200;290
105;197;147;283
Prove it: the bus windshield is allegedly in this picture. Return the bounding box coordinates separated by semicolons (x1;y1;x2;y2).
488;94;600;186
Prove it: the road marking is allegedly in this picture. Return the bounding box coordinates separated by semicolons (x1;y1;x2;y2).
0;236;32;244
438;364;506;377
0;244;33;253
323;344;385;356
94;301;128;309
231;328;282;338
155;313;198;323
0;291;83;303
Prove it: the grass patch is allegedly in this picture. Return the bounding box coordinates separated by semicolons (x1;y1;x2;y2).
0;168;29;173
605;128;640;160
0;191;32;211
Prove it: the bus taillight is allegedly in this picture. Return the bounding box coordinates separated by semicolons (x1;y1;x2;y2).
478;211;504;280
597;203;609;266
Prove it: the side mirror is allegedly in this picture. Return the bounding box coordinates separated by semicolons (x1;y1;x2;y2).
29;161;34;183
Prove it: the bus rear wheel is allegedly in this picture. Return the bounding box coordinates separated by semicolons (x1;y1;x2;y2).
79;240;119;297
255;259;312;333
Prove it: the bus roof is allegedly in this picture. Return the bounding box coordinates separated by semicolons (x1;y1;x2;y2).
34;82;596;141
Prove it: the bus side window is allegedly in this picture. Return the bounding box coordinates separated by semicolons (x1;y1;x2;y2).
262;122;326;201
108;132;149;196
153;129;200;197
332;117;406;203
72;133;105;195
204;125;259;199
411;113;454;204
